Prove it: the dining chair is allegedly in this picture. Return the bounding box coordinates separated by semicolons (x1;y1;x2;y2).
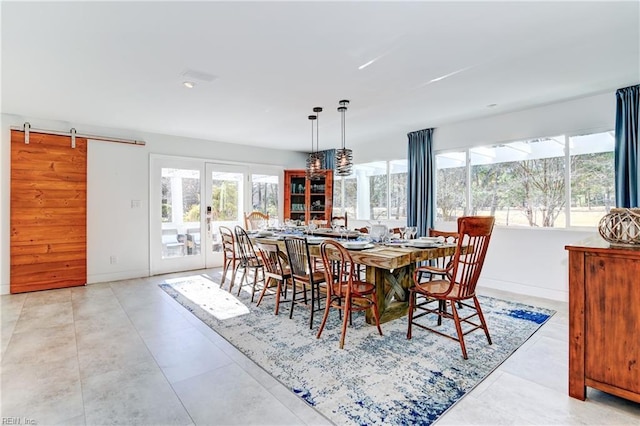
233;225;265;302
317;240;383;349
218;226;238;292
330;212;347;228
416;228;459;282
283;236;327;329
416;228;461;325
407;216;495;359
244;211;270;231
255;242;292;315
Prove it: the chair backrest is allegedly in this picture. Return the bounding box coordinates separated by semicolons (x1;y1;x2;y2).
234;225;259;264
428;228;459;270
219;226;236;258
283;236;314;280
319;239;356;299
331;212;347;228
256;242;287;278
244;211;269;230
450;216;495;297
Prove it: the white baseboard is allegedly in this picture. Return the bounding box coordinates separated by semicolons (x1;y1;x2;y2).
478;277;568;303
88;269;150;284
0;269;152;294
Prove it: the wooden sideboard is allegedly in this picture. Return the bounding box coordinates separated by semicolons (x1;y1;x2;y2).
565;236;640;403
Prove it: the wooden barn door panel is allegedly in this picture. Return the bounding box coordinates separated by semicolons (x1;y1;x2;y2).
10;130;87;293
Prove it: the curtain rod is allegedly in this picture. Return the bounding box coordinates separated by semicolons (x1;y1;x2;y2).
11;123;146;146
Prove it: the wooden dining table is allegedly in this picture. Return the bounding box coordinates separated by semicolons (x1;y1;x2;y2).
253;233;457;324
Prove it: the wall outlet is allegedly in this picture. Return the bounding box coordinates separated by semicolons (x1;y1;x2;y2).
110;255;118;264
131;199;141;208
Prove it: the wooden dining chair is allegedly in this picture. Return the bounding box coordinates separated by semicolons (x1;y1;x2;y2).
330;212;347;228
283;236;326;329
219;226;239;292
233;225;265;302
416;229;459;282
255;242;292;315
416;228;461;325
317;240;383;349
407;216;495;359
244;211;269;230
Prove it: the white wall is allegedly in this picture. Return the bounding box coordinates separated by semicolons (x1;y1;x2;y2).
1;113;307;294
350;91;617;302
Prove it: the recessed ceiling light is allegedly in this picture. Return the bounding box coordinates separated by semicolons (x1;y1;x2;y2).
487;103;497;108
183;81;195;89
358;59;377;70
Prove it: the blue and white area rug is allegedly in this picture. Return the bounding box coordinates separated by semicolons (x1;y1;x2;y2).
160;274;555;425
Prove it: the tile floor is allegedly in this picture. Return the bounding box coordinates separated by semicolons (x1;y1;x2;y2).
1;269;639;425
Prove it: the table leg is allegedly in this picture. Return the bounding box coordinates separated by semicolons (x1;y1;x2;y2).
365;263;416;324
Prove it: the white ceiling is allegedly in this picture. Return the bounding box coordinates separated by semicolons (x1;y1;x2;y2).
2;1;639;152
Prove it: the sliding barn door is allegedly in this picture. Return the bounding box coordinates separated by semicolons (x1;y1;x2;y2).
10;130;87;293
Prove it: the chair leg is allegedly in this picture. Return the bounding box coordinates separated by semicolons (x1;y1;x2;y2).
256;276;275;308
220;258;229;288
339;299;351;349
289;281;298;319
450;301;468;360
407;289;415;340
309;284;315;329
229;258;237;291
371;296;383;336
228;263;241;294
316;296;333;340
438;300;446;326
473;296;492;345
236;267;247;296
250;267;259;303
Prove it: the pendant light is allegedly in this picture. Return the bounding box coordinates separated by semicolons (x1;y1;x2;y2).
306;106;324;180
335;99;353;176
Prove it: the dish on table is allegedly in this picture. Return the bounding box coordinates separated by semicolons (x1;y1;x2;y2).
306;236;325;245
419;236;444;243
407;239;440;248
341;241;374;250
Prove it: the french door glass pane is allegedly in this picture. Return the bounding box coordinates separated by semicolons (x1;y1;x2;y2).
161;167;200;259
210;171;243;254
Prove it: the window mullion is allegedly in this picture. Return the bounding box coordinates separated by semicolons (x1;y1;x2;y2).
564;135;571;227
466;149;471;216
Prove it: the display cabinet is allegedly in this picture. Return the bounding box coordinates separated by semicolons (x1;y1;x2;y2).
283;169;333;224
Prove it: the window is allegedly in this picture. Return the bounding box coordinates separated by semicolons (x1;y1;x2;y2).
435;131;615;228
436;152;467;222
389;160;408;221
569;132;615;226
332;160;407;222
471;137;566;227
251;174;279;220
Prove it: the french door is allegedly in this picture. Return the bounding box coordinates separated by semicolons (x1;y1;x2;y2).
150;156;280;275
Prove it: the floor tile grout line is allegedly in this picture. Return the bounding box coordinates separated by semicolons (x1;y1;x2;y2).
71;288;89;426
109;279;199;426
